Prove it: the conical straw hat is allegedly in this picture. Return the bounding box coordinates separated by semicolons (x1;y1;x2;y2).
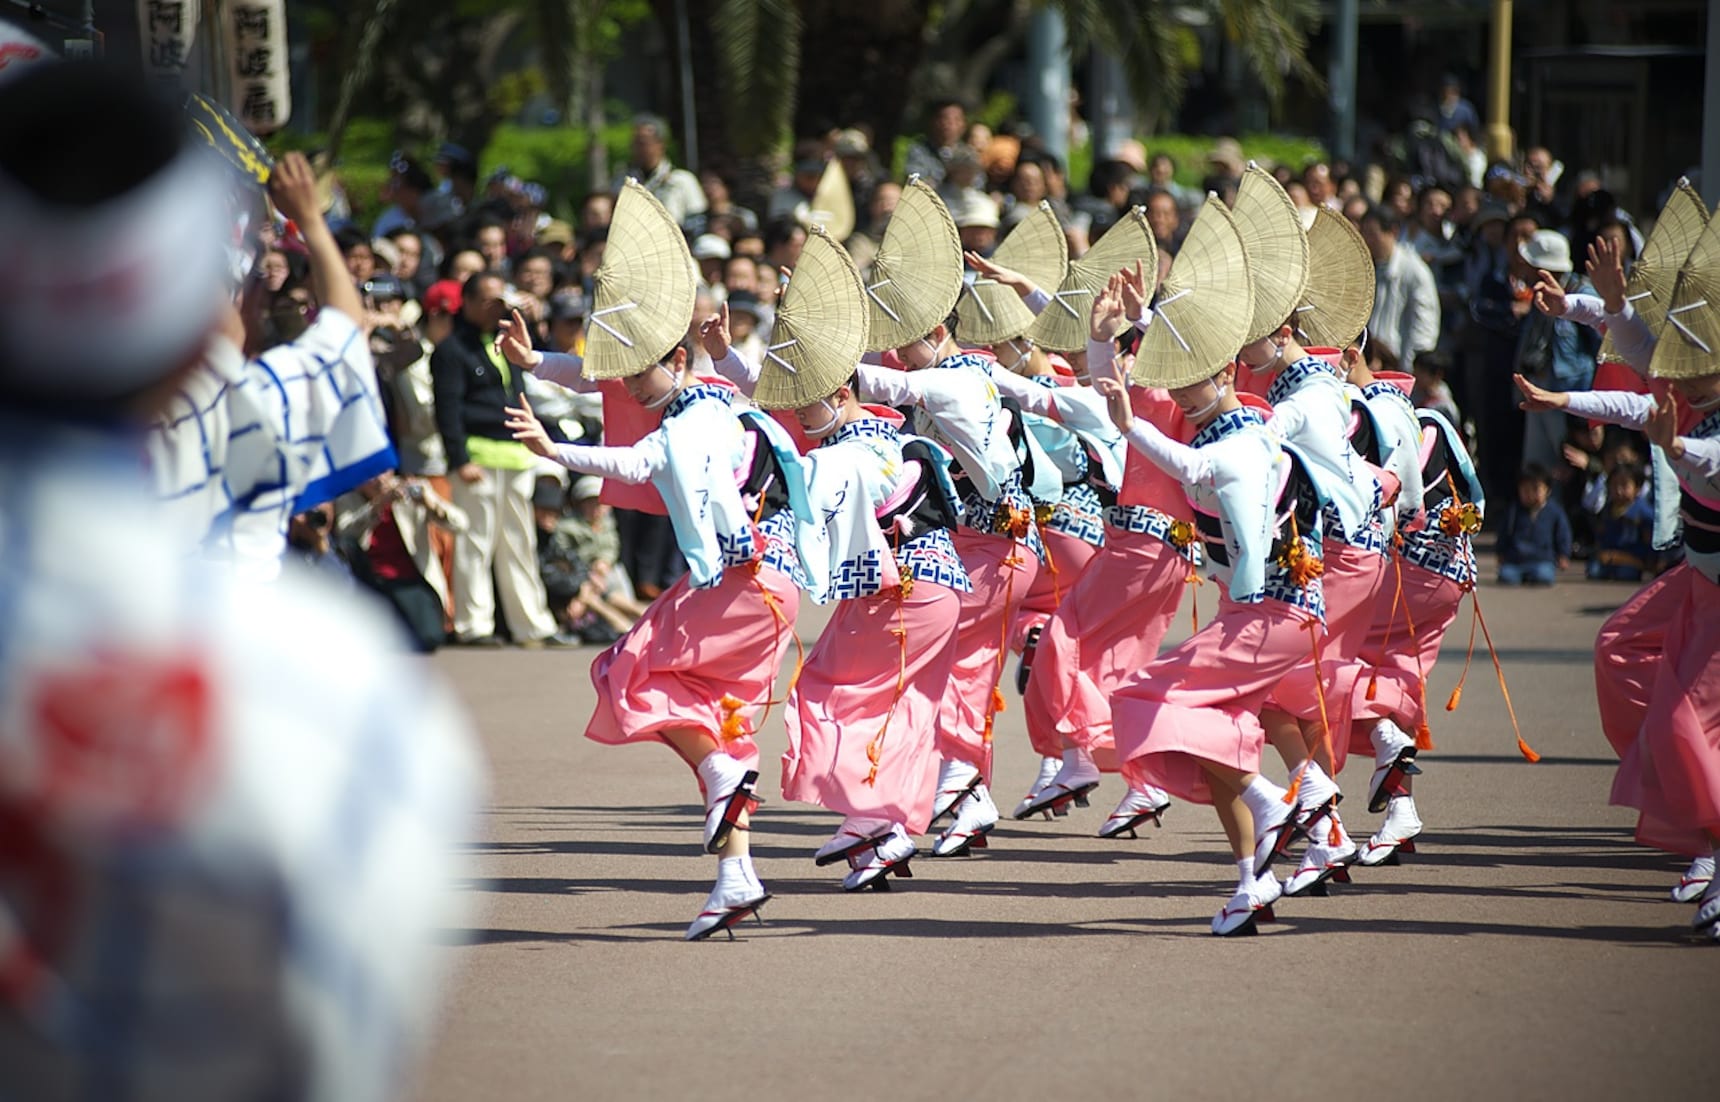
1600;178;1709;364
957;202;1069;345
806;159;856;243
1027;207;1157;352
752;226;871;409
1129;195;1255;390
1648;212;1720;379
581;178;698;379
1296;205;1376;349
1232;163;1311;343
864;176;964;351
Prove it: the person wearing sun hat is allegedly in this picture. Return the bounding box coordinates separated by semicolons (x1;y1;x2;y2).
849;178;1044;858
965;208;1189;833
1515;211;1720;942
1092;197;1327;936
1227;164;1387;887
502;180;818;941
1526;181;1716;904
1292;208;1475;876
706;227;973;891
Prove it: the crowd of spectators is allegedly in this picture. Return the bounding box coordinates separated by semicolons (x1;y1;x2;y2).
276;79;1682;642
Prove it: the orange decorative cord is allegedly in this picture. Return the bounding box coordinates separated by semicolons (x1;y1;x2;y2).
1185;569;1204;633
1368;551;1407;702
1438;471;1535;762
1169;520;1202;631
1282;513;1334;805
982;533;1026;745
863;542;915;787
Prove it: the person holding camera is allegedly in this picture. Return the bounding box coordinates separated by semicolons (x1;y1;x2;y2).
430;270;566;647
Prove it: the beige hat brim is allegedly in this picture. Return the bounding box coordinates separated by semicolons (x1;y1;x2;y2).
581;178;699;380
1601;179;1709;365
1027;208;1158;352
864;177;966;351
752;226;872;409
1130;196;1255;390
1296;205;1376;350
1649;208;1720;380
958;202;1069;345
1233;163;1311;343
807;159;856;243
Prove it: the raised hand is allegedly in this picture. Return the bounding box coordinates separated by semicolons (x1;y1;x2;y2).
1644;393;1681;455
498;307;543;368
504;394;556;459
1092;374;1134;434
965;250;1034;297
699;302;731;361
1513;373;1569;412
1531;268;1568;318
1090;272;1128;343
1586;236;1628;315
1118;260;1151;321
267;151;321;229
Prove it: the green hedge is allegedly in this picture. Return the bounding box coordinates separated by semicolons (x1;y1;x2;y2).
272;117;1324;229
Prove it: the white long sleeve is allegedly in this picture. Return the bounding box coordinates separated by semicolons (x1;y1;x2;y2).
854;362;919;407
1670;435;1720;493
1563;293;1656;372
711;347;761;396
1086;337;1123;388
532;351;600;393
1562;389;1655;430
550;432;667;484
986;368;1059;416
1122;417;1211;486
1024;287;1051;315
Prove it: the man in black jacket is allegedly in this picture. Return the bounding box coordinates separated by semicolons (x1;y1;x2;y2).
430;271;562;646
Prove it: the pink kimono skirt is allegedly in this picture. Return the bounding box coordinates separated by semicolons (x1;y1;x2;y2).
1269;539;1386;732
585;562;801;777
1022;529;1191;766
1609;565;1720;858
1325;558;1466;771
1594;568;1682;760
939;528;1041;780
781;583;962;835
1113;595;1323;805
1008;528;1100;654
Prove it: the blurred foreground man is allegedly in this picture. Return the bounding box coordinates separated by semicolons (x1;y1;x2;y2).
0;62;481;1101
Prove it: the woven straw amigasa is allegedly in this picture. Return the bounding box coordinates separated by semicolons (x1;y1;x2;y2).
1130;195;1254;390
1232;163;1311;344
1601;179;1708;366
752;225;871;409
1027;207;1157;352
581;178;698;380
957;201;1069;346
1296;205;1376;350
863;176;964;351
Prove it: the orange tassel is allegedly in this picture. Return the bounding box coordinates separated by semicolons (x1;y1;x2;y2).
1328;818;1343;846
1365;674;1378;701
718;694;749;743
1470;588;1539;763
1516;737;1541;764
1414;722;1434;751
1185;568;1203;633
1282;772;1302;806
1445;685;1462;712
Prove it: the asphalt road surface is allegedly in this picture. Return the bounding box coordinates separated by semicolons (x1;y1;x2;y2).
416;573;1718;1102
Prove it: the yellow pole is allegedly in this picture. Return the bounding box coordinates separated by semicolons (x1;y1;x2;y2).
1485;0;1515;162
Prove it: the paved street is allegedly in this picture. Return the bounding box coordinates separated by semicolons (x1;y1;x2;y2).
417;574;1717;1102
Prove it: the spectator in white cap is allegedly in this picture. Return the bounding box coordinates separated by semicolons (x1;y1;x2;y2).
691;232;732;290
1516;228;1599;471
949;187;1000;254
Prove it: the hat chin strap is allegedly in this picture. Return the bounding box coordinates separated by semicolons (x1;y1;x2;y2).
1686;388;1720;412
640;363;683;409
802;398;843;439
1185;382;1229;421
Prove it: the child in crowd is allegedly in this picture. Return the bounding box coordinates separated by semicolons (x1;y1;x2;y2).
1411;351;1463;442
1497;463;1572;585
1588;464;1657;581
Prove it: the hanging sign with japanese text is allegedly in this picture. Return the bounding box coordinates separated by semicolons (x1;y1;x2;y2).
224;0;290;133
138;0;198;81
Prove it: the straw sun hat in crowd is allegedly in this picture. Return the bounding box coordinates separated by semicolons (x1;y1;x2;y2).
1601;178;1708;366
1130;195;1255;390
1650;200;1720;380
1027;206;1157;352
1231;162;1311;344
751;225;871;409
579;178;697;379
1296;205;1377;350
806;158;856;243
863;176;964;351
958;201;1068;346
